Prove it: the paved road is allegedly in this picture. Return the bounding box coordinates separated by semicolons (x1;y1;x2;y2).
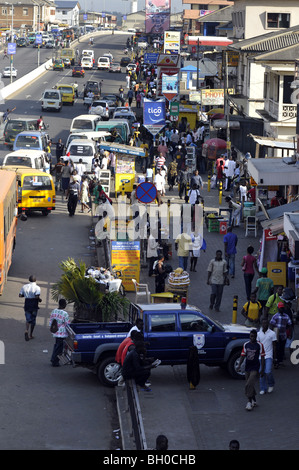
0;33;129;451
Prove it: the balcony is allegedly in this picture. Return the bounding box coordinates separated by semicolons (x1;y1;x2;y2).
265;98;297;123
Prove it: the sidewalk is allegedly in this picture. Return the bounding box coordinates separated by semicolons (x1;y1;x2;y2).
119;167;299;451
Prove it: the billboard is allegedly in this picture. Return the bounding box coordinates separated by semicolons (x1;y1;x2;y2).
164;30;180;54
145;0;171;34
162;72;179;100
143;98;166;126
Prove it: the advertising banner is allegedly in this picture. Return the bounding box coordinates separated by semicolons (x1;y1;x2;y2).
164;30;180;54
162;72;179;101
145;0;171;34
143;98;166;126
111;241;140;291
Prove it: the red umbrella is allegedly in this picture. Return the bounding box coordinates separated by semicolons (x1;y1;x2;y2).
204;138;227;149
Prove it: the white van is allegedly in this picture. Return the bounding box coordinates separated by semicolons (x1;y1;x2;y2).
97;56;110;70
82;50;94;60
81;56;93;69
65;130;111;149
70;114;102;133
41;89;62;111
1;149;47;170
66;139;97;172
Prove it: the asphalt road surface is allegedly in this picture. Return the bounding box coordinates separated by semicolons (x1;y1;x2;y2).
0;32;129;451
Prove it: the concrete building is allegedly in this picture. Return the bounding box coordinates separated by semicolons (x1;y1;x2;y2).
55;1;80;28
121;10;183;32
232;0;299;40
0;0;55;31
182;0;234;35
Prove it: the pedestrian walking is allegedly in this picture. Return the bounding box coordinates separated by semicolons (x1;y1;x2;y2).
223;226;238;278
225;196;241;227
19;275;42;341
241;245;258;300
241;292;262;328
147;233;159;276
265;285;284;319
66;179;80;216
61;160;72;195
153;254;167;293
190;229;204;272
80;176;91;212
127;87;134;106
257;317;277;395
270;302;293;367
49;298;70;367
237;329;265;411
207;250;229;312
55;138;64;163
175;230;192;271
253;267;274;313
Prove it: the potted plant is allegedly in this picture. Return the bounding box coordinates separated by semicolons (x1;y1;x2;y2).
51;258;129;322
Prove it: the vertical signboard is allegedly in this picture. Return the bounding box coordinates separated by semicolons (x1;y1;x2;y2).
111;241;140;292
145;0;171;34
164;31;180;54
143;98;166;126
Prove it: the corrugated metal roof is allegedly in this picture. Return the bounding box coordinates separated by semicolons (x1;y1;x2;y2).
229;25;299;53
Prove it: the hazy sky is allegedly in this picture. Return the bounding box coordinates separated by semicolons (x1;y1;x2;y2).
85;0;184;14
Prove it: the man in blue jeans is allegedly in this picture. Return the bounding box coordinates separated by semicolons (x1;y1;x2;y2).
223;226;238;278
257;317;277;394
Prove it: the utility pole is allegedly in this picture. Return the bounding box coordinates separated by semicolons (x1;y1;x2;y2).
223;50;231;159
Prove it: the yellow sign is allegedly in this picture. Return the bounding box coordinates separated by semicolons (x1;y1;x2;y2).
201;88;234;106
115;154;135;195
111;241;140;292
267;262;287;287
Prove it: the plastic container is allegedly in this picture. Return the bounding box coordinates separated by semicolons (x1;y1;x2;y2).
219;219;228;235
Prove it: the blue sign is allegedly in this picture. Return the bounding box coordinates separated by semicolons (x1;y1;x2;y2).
7;43;16;55
144;52;159;64
143;98;166;126
35;34;42;45
136;182;157;204
83;14;87;20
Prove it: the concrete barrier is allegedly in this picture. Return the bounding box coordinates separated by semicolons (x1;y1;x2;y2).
0;30;129;101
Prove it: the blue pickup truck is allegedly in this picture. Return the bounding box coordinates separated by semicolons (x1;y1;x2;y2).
63;303;251;386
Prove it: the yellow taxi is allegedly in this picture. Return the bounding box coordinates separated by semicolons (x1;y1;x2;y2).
55;83;75;105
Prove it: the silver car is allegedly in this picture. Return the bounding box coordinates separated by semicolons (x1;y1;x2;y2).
88;100;111;120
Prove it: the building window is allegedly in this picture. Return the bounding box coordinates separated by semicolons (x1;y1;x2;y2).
23;8;28;16
2;7;7;15
267;13;290;29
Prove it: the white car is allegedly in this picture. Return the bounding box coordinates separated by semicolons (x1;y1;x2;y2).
2;66;17;78
126;63;137;73
88;100;111;120
97;56;110;70
103;52;113;62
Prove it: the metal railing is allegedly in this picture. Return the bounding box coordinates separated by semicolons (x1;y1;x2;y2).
126;380;147;450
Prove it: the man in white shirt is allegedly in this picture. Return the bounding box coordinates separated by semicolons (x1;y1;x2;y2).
224;157;236;191
49;298;70;367
154;169;165;205
75;158;86;177
19;275;42;341
257;317;277;394
146;167;153;182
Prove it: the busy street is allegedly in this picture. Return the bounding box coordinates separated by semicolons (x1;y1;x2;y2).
0;15;299;456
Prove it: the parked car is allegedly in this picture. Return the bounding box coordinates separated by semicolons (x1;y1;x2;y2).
109;62;121;73
2;66;17;78
53;59;64;70
62;302;253;386
72;65;85;77
120;56;130;67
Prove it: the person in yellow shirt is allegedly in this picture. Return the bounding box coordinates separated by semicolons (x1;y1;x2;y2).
241;292;262;328
140;140;149;171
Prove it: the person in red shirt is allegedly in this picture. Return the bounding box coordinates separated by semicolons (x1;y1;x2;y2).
247;186;256;203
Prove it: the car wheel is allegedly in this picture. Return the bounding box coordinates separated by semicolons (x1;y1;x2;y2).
227;349;245;379
97;356;121;387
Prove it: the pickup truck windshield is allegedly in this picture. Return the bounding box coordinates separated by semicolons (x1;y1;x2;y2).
16;136;40;148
